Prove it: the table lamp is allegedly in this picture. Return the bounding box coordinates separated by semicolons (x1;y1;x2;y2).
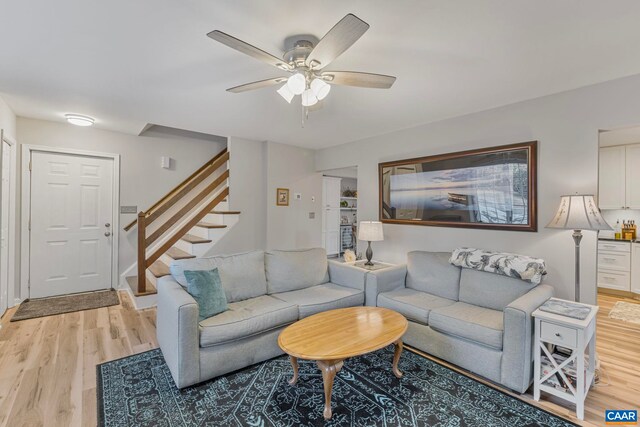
358;221;384;266
546;194;612;302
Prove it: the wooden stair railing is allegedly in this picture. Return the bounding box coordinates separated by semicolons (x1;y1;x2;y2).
131;148;230;295
124;148;229;231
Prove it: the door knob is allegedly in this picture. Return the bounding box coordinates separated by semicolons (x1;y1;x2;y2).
104;231;111;237
105;223;111;228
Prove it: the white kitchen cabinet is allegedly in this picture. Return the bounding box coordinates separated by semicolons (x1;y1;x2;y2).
598;146;626;210
597;240;631;291
598;144;640;210
322;177;342;256
626;144;640;209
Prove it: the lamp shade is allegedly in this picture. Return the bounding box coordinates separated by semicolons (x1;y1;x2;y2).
277;84;294;103
358;221;384;241
546;194;612;231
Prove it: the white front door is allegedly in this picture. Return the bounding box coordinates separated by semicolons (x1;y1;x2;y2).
0;140;11;314
29;151;114;298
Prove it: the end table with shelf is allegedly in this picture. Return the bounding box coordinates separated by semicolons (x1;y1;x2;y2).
347;260;395;271
532;298;598;421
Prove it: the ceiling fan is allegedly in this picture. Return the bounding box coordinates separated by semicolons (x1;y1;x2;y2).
207;13;396;109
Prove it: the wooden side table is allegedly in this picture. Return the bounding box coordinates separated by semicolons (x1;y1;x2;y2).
533;298;599;421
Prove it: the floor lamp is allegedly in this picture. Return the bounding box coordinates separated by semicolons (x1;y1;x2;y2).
546;194;612;302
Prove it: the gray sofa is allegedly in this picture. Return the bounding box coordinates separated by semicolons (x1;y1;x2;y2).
366;251;553;393
157;248;366;388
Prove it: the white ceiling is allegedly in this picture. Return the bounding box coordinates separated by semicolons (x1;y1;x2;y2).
2;1;640;149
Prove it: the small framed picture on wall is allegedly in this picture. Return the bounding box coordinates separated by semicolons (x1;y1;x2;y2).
276;188;290;206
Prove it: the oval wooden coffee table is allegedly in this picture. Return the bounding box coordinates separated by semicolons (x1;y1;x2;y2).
278;306;408;420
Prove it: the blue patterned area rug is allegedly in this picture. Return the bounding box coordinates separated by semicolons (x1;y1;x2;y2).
97;346;577;426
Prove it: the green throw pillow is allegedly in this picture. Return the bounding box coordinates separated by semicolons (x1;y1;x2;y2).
183;268;228;321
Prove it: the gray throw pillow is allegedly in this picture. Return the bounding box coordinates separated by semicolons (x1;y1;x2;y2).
183;268;227;321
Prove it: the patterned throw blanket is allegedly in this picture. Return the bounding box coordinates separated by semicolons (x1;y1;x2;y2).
449;247;547;285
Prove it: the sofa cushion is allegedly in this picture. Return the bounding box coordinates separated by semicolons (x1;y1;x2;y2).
377;288;456;325
183;268;227;321
198;295;298;348
170;251;267;303
458;268;537;311
406;251;461;301
272;282;364;318
210;251;268;302
170;256;215;288
265;248;330;294
429;302;504;350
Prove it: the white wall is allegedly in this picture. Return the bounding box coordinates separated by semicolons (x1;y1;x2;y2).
16;117;226;299
265;141;322;250
316;74;640;304
205;136;267;255
203;138;323;254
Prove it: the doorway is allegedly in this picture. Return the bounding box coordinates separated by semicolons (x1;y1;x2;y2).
321;166;358;259
1;131;17;316
21;146;120;299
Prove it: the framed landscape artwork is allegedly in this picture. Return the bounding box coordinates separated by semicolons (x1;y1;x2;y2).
379;141;537;231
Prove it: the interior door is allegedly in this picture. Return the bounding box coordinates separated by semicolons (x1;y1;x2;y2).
29;151;114;298
0;140;11;314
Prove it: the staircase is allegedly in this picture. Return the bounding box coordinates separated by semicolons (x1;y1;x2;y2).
122;148;239;304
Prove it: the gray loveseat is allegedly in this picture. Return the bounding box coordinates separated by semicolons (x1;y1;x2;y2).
366;251;553;393
157;248;366;388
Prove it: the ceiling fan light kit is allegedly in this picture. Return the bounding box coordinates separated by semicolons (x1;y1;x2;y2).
286;73;306;95
277;84;295;103
301;88;318;107
207;13;397;120
311;78;330;100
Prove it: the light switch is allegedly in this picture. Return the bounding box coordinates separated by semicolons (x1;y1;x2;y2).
309;212;315;219
161;156;171;169
294;193;302;201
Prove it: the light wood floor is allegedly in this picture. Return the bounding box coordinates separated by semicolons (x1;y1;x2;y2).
0;291;638;427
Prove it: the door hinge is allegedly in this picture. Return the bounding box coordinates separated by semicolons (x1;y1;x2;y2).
29;160;32;171
28;219;31;231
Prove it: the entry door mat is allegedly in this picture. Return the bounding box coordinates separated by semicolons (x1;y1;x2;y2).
609;300;640;325
11;289;119;321
97;347;578;427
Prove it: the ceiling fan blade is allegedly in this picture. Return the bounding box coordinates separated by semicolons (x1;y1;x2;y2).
321;71;396;89
207;30;292;71
306;14;370;70
226;77;288;93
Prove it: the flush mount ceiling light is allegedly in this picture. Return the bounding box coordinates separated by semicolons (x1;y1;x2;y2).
65;114;95;127
207;13;396;120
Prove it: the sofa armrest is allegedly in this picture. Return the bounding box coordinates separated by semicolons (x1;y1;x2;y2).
156;275;200;388
328;260;366;291
501;283;554;393
365;264;407;306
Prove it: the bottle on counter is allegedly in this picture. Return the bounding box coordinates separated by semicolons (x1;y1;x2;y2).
615;219;622;240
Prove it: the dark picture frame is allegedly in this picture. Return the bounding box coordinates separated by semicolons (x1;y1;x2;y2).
379;141;538;231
